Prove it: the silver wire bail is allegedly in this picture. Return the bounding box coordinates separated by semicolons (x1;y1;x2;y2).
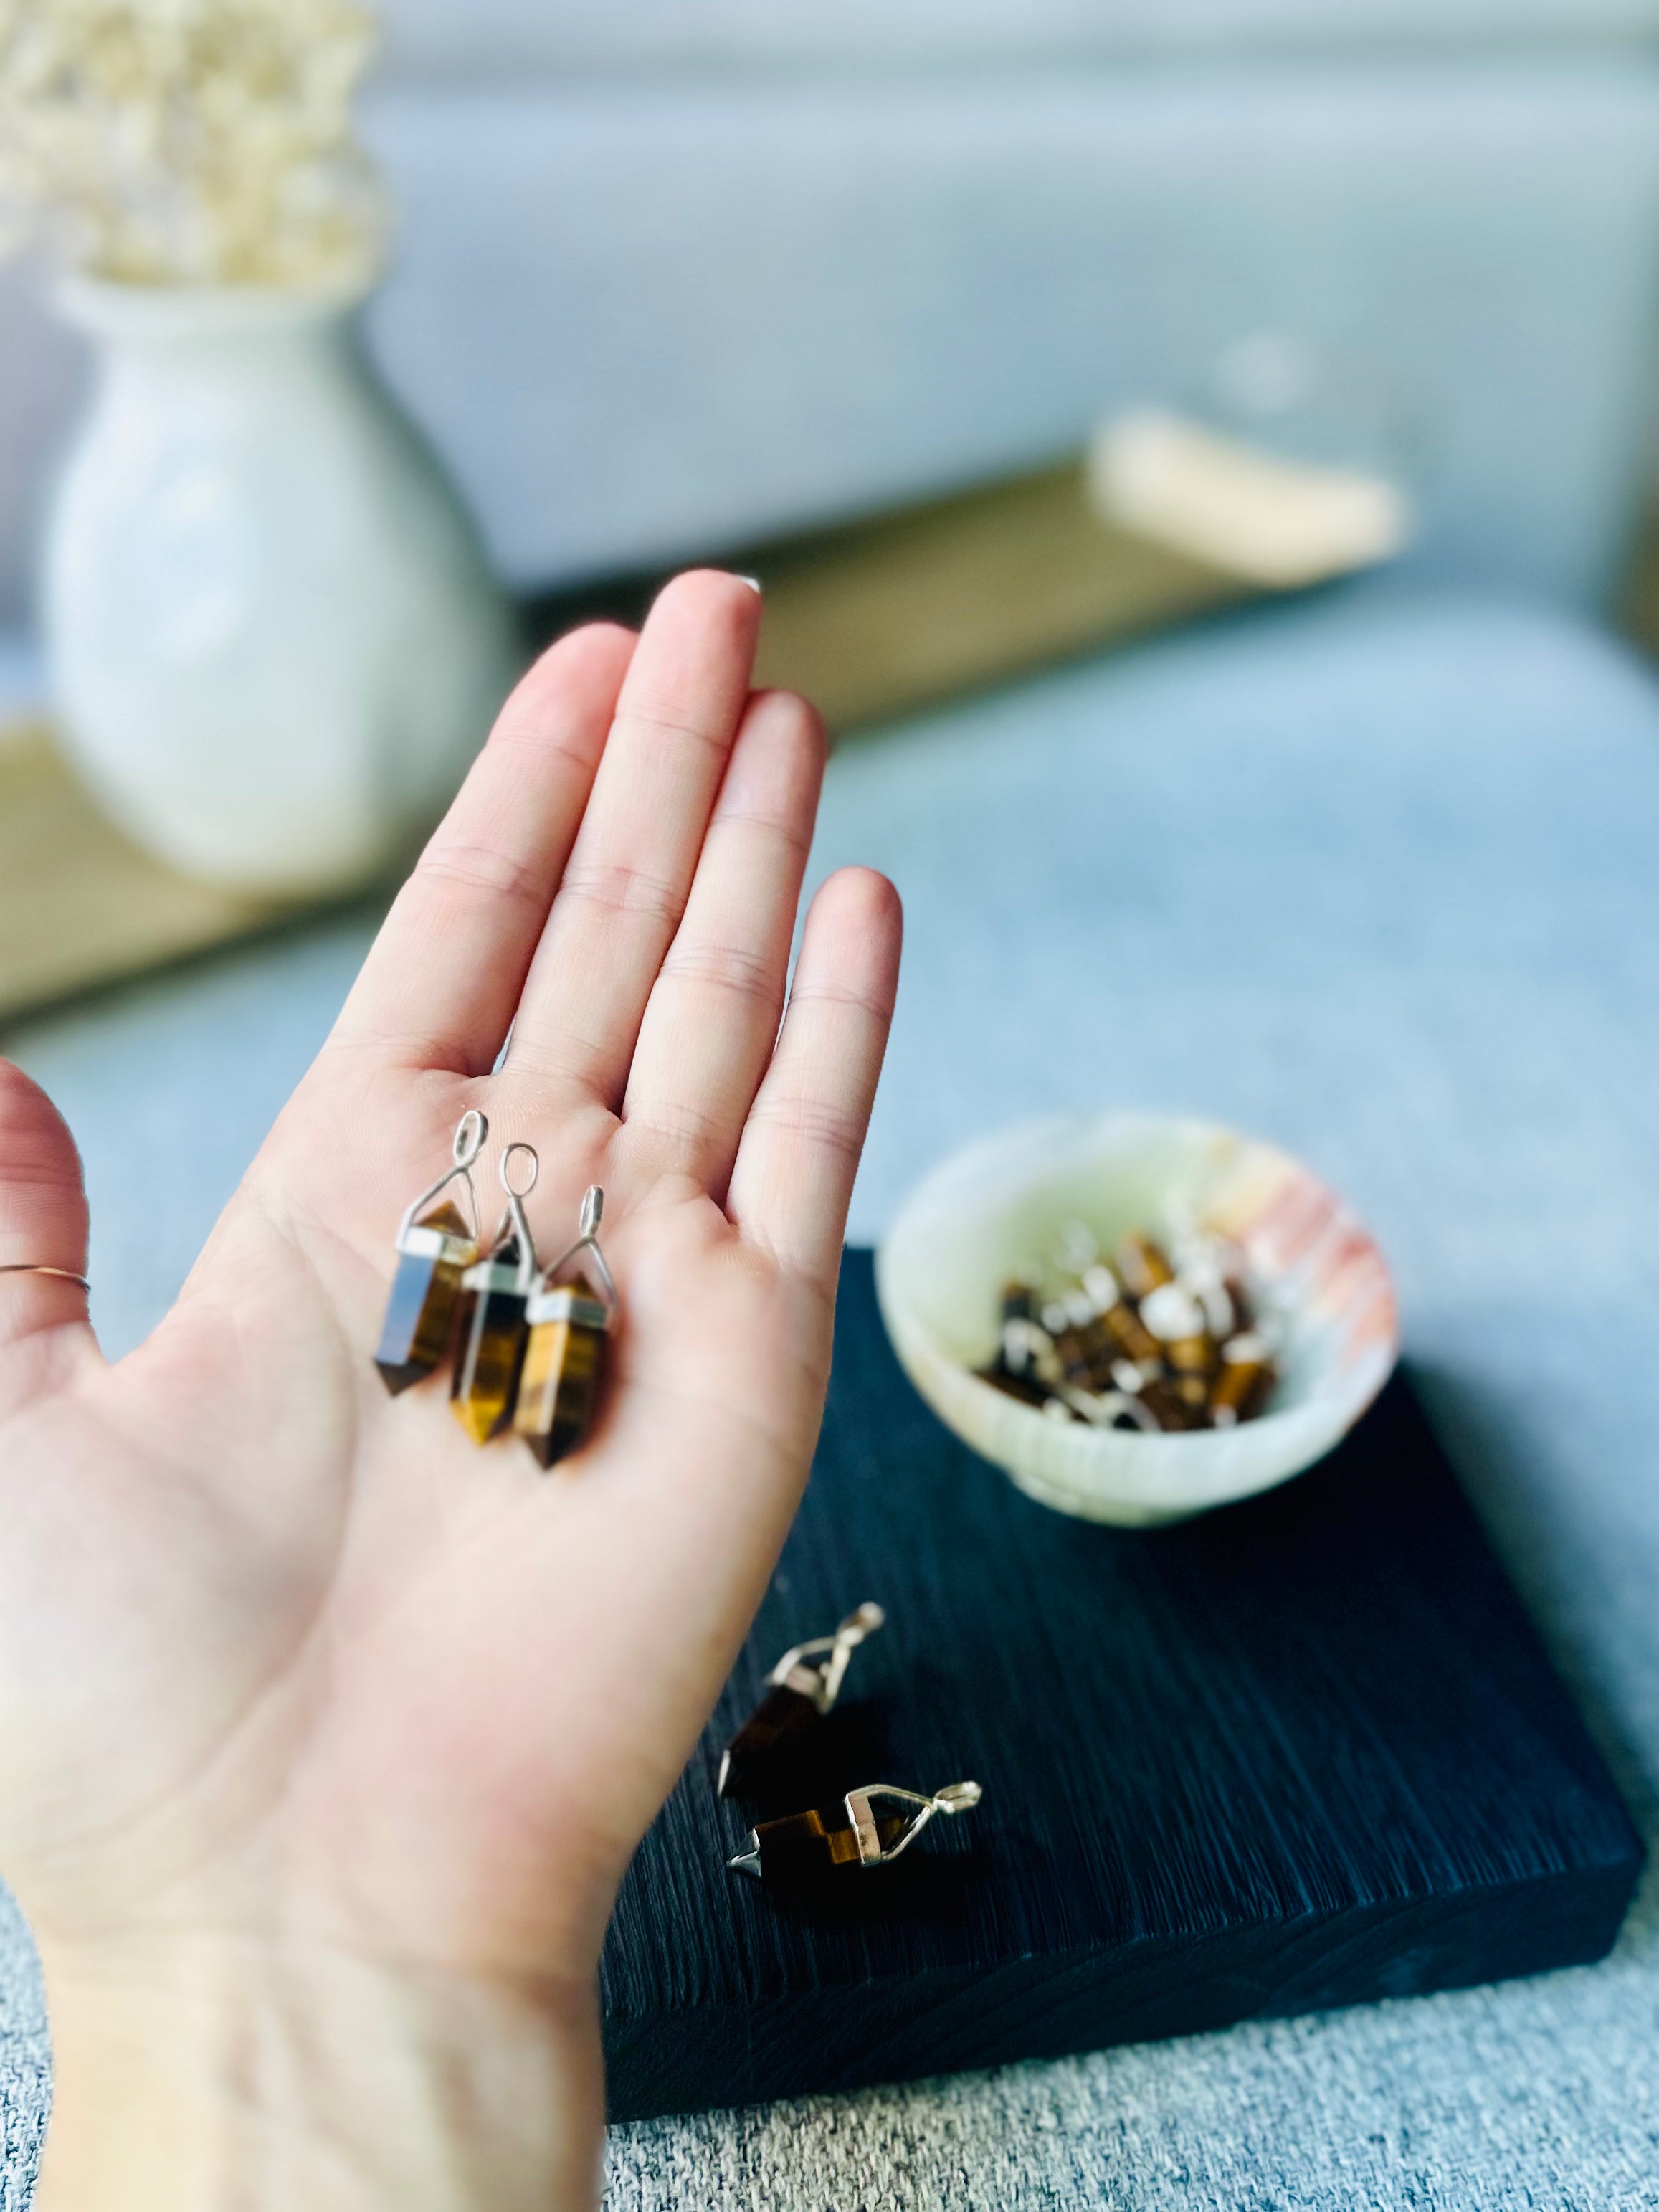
453;1108;487;1169
543;1184;619;1318
396;1109;490;1248
845;1780;983;1866
769;1602;886;1714
496;1141;540;1291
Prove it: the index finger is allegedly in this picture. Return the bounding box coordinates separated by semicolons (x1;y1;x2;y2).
330;622;636;1074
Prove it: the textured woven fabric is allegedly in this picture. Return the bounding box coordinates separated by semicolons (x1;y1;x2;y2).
6;588;1659;2206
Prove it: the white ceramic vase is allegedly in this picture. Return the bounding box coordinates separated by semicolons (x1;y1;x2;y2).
44;276;520;894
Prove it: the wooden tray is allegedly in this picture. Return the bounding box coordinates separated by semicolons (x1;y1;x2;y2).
0;723;285;1025
600;1251;1643;2120
528;453;1270;739
2;426;1384;1022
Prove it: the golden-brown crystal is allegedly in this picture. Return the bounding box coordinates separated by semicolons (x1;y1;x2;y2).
450;1243;530;1443
1116;1232;1175;1299
513;1288;608;1468
979;1225;1277;1432
374;1199;475;1396
741;1807;911;1883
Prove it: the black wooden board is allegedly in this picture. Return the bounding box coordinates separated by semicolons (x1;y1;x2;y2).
600;1250;1643;2121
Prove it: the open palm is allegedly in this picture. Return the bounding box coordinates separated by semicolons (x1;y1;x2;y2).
0;573;901;2211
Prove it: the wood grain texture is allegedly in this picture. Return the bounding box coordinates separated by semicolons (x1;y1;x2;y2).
600;1251;1643;2121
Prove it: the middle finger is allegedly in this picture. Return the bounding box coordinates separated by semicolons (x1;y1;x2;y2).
508;571;762;1103
619;686;824;1199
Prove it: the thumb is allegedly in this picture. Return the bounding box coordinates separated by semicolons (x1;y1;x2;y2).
0;1060;92;1354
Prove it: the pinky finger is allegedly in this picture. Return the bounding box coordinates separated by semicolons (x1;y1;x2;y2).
727;868;902;1287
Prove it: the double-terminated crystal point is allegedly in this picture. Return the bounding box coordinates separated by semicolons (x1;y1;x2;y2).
728;1781;982;1884
375;1130;617;1467
374;1200;479;1395
513;1284;609;1468
717;1681;822;1800
451;1236;533;1443
505;1183;617;1471
717;1603;886;1799
733;1805;913;1881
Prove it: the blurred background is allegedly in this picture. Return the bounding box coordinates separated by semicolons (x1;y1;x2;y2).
5;0;1659;1349
7;8;1659;2206
6;0;1659;655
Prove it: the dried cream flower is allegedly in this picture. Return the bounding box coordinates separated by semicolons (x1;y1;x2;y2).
0;0;385;287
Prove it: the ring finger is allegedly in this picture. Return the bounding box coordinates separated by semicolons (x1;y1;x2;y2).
619;688;825;1197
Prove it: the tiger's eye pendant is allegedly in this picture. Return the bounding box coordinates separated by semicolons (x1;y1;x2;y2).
718;1603;885;1798
374;1110;486;1395
728;1780;981;1885
513;1185;619;1468
451;1142;539;1444
514;1287;607;1466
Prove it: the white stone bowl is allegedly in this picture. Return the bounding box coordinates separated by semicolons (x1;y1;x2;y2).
875;1114;1399;1527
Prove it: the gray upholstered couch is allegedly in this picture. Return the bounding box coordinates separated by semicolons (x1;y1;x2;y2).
4;9;1659;2206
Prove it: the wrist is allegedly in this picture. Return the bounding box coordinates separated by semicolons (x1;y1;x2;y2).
35;1931;604;2212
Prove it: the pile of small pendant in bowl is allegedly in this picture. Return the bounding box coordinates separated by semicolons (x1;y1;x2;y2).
875;1113;1399;1524
373;1118;617;1471
984;1221;1277;1434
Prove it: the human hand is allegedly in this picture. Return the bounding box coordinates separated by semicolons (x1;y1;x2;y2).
0;573;900;2211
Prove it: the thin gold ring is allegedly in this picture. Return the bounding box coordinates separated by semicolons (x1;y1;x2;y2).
0;1263;90;1293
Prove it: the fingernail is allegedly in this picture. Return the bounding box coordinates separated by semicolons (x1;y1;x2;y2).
735;574;762;594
